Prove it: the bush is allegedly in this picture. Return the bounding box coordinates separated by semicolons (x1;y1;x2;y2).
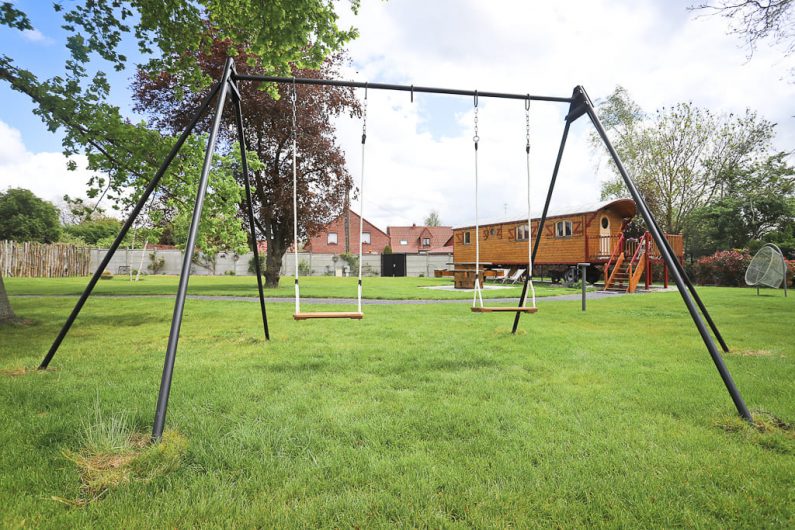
298;260;311;275
147;252;166;274
100;270;113;280
248;255;264;274
691;250;752;286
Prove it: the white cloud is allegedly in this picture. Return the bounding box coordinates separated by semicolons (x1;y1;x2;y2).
330;0;795;230
0;121;99;206
21;28;51;44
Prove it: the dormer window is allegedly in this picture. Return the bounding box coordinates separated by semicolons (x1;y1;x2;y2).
422;237;431;246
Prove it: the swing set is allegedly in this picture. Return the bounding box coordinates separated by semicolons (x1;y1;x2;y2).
37;58;754;440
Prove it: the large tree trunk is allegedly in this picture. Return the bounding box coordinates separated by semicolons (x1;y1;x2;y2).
0;275;17;323
264;236;285;288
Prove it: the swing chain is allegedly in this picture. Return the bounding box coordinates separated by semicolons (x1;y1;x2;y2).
290;79;298;144
361;85;368;144
525;96;531;154
473;92;480;149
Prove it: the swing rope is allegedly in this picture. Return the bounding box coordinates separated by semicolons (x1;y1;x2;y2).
470;95;537;314
291;80;365;320
472;92;485;308
356;86;368;313
525;97;537;309
291;80;301;315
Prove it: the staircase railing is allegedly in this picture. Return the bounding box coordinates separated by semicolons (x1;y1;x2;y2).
603;233;625;287
627;235;648;293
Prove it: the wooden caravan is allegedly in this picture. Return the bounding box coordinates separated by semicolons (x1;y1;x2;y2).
451;199;685;291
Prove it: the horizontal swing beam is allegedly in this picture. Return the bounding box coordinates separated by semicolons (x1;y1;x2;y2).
294;312;364;320
471;307;538;313
232;74;575;104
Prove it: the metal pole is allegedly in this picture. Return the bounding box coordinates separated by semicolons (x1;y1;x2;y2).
583;89;753;423
231;79;270;341
39;81;223;370
512;119;572;334
579;263;589;311
233;74;574;104
152;58;234;440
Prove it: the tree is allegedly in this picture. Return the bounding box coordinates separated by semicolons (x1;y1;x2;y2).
687;152;795;256
0;188;62;243
691;1;794;58
63;217;123;245
0;1;360;313
594;87;775;234
133;39;361;287
424;210;442;227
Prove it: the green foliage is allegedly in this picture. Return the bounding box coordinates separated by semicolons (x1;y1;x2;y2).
248;255;264;274
0;188;62;243
383;244;393;254
686;152;795;257
147;252;165;274
0;0;360;263
298;259;311;275
63;217;122;245
594;87;776;234
339;252;359;272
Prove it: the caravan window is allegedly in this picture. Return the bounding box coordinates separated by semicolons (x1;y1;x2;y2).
516;224;529;241
555;221;572;238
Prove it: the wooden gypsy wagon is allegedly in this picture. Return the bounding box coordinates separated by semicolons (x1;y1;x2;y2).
450;198;685;292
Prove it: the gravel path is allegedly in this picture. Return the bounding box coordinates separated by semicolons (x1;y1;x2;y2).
13;290;640;305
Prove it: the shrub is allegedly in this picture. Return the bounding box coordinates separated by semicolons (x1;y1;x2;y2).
298;259;311;275
147;252;166;274
100;270;113;280
691;249;752;286
248;255;264;274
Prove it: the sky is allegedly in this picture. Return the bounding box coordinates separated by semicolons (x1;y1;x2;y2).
0;0;793;230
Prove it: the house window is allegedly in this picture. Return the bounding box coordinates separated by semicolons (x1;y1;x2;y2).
400;239;408;245
516;224;529;241
463;232;471;245
327;232;338;245
422;237;431;246
362;232;371;244
555;221;572;238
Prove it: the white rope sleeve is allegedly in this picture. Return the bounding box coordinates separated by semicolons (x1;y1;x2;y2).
357;137;365;314
292;136;300;314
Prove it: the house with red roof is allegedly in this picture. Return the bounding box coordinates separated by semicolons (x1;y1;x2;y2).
387;224;454;254
304;208;390;254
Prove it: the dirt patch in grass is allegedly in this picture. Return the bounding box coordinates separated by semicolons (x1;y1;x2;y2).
716;410;795;455
56;430;187;506
1;366;58;377
731;349;776;357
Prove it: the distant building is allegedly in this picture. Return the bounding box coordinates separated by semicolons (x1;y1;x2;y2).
387;224;454;254
304;208;390;254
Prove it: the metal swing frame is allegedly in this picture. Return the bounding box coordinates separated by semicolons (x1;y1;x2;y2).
37;58;753;441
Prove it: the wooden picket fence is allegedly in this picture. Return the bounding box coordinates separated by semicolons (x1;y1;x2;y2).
0;240;91;278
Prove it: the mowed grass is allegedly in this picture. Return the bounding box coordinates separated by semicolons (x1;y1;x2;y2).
3;274;580;300
0;284;793;527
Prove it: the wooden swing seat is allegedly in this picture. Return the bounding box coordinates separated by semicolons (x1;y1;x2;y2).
471;307;538;313
293;311;364;320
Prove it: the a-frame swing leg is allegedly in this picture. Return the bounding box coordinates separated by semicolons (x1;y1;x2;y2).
152;58;235;440
582;86;752;423
230;72;270;341
38;78;225;370
512;116;574;335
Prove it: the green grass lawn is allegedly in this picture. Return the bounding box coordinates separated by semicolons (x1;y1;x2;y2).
4;274;575;300
1;281;793;527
